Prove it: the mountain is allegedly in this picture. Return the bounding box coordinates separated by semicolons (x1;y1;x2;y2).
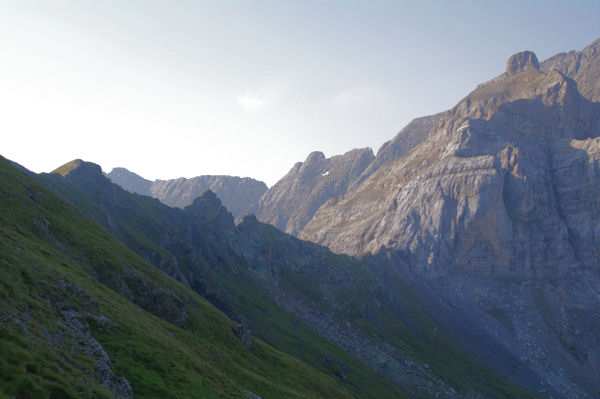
107;167;267;218
539;38;600;102
0;156;358;399
34;158;541;398
251;39;600;398
353;112;445;188
39;160;409;398
105;167;152;196
250;117;452;235
5;38;599;399
251;148;375;235
301;49;600;278
256;39;600;247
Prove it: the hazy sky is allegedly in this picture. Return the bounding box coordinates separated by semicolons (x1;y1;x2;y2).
1;1;599;186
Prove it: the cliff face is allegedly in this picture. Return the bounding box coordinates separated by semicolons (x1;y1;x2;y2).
251;148;375;235
351;112;445;189
291;48;600;397
259;40;600;261
300;51;600;278
540;38;600;102
43;154;600;398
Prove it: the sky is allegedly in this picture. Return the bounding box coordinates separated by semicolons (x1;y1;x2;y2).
1;1;599;186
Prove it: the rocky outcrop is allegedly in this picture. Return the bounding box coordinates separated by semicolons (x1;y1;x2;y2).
251;148;375;235
61;311;133;398
231;324;253;350
506;50;539;75
301;51;600;279
185;190;235;232
107;167;267;218
540;38;600;102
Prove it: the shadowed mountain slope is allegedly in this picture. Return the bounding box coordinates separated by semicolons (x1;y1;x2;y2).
0;156;358;399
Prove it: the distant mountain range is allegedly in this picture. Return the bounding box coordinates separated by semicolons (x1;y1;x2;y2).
2;38;599;398
107;167;267;218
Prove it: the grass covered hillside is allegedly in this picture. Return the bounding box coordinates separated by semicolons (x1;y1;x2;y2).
0;155;356;399
34;159;538;399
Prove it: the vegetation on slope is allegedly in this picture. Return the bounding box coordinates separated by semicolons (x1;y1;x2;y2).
0;155;356;398
36;158;539;398
39;160;407;398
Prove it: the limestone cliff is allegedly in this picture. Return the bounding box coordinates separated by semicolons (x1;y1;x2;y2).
540;38;600;102
301;50;600;278
251;148;374;235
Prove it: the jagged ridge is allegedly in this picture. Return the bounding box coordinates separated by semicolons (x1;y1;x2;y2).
107;167;267;218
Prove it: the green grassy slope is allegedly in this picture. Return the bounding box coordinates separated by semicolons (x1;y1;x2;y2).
0;155;356;399
38;160;407;398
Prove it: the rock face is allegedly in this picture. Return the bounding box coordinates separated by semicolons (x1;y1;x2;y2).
258;39;600;249
540;38;600;102
251;117;445;234
107;168;267;218
506;50;539;75
300;51;600;278
352;112;445;189
251;148;375;235
285;44;600;397
185;190;235;232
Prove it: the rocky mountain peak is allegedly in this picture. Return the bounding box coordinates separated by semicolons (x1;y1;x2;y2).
239;213;259;226
107;167;152;196
185;190;235;231
540;37;600;102
52;159;102;178
305;151;326;163
251;147;375;235
187;190;222;214
506;50;539;75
